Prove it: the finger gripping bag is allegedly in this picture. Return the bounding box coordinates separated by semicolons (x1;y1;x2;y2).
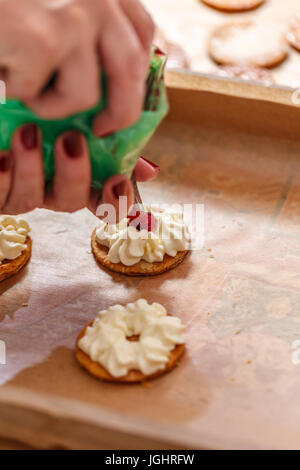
0;48;168;190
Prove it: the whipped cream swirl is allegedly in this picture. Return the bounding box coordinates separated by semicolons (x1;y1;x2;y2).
95;206;190;266
0;215;30;264
78;299;186;377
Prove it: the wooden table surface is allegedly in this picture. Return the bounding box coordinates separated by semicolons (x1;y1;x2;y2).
0;438;32;450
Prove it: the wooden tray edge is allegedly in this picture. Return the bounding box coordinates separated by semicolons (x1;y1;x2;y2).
165;70;297;107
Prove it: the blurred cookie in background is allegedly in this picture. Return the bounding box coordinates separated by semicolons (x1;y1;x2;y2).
201;0;265;13
154;29;190;69
209;21;288;68
215;65;274;85
287;15;300;52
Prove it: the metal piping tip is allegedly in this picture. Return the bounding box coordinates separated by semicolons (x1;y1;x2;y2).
131;174;143;205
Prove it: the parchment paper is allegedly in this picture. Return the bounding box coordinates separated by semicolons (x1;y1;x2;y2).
1;87;300;450
143;0;300;88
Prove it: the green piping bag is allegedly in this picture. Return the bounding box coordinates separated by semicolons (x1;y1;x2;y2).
0;47;168;190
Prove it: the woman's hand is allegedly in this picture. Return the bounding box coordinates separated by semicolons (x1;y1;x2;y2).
1;0;154;134
0;127;160;215
0;0;156;216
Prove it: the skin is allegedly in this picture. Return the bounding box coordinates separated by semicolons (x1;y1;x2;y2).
0;0;158;216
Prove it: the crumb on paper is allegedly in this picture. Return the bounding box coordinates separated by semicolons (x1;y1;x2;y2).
207;248;212;252
235;330;241;335
207;312;210;316
22;303;28;307
247;360;252;364
221;226;225;229
87;250;92;254
209;255;214;259
229;377;235;383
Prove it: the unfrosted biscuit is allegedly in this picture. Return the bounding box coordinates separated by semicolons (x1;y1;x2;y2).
0;236;32;282
216;65;274;85
287;16;300;52
154;29;190;69
91;229;189;277
76;319;185;383
209;21;288;68
201;0;265;12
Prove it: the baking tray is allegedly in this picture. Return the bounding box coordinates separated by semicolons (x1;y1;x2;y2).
1;72;300;450
143;0;300;88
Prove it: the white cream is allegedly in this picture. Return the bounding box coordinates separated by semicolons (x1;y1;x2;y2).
78;299;186;377
211;21;287;66
0;216;30;264
95;206;190;266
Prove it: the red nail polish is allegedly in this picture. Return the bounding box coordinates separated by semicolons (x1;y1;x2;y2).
154;47;166;56
0;153;11;172
63;131;83;158
21;124;38;150
101;132;113;138
140;156;160;170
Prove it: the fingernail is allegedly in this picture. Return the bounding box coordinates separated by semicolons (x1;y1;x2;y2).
21;124;38;150
101;131;113;138
0;153;11;172
140;156;160;170
113;180;128;198
154;47;166;56
63;131;83;158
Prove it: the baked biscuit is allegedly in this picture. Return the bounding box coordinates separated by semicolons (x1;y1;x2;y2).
209;21;288;68
91;229;189;277
215;65;274;84
154;29;190;69
201;0;265;13
76;318;185;384
0;236;32;283
287;15;300;52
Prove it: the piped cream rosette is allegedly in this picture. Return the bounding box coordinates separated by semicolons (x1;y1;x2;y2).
91;205;190;276
76;299;186;382
0;215;32;282
0;216;30;263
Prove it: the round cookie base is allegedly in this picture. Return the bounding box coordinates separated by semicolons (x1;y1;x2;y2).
209;21;288;69
287;18;300;52
154;29;190;69
76;320;185;384
0;236;32;282
201;0;265;13
91;229;189;276
215;65;274;85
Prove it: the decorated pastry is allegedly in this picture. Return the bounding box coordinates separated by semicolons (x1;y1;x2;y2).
201;0;265;13
209;21;288;68
91;205;190;276
0;215;31;282
76;299;186;383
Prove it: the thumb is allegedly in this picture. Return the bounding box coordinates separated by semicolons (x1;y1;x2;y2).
91;175;134;223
